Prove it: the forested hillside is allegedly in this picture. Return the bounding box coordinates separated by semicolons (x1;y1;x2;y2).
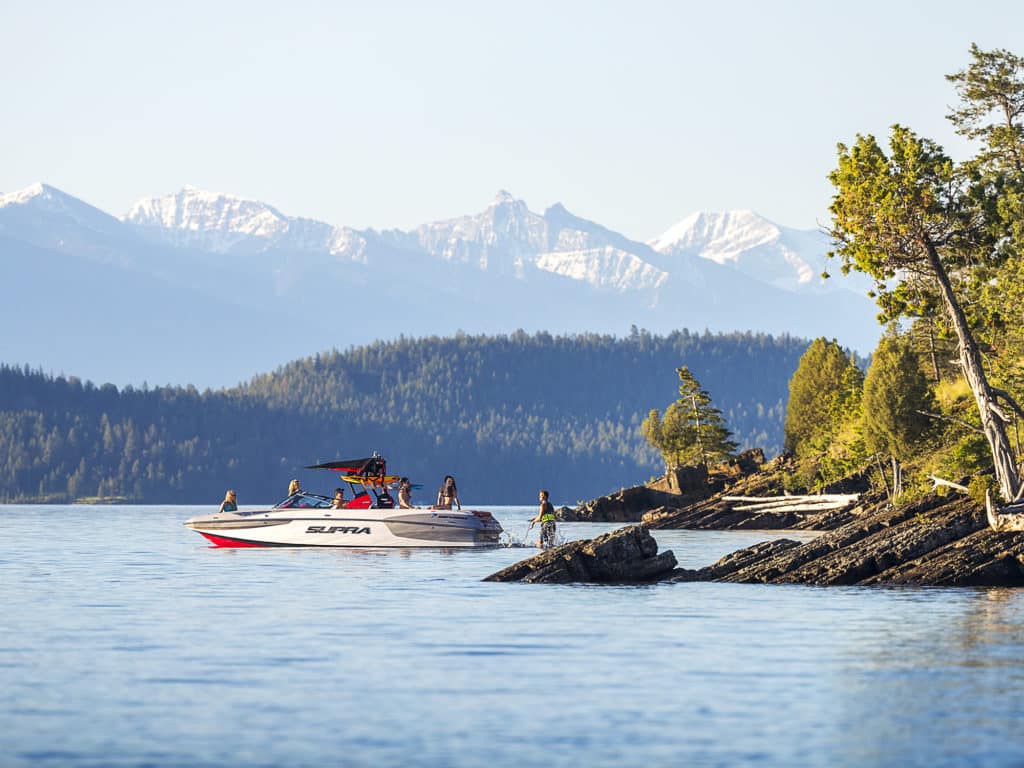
0;330;808;504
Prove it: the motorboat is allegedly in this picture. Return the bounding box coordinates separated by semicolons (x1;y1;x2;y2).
184;455;503;548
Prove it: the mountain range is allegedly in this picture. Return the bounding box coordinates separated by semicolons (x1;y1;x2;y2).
0;182;878;388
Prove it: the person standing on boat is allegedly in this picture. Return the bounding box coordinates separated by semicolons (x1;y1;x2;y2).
436;475;461;510
219;489;238;514
529;489;556;549
399;477;416;509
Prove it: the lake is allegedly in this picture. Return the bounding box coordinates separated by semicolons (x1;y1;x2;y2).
2;504;1024;767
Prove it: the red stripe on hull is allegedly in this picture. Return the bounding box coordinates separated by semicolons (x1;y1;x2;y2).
199;531;269;548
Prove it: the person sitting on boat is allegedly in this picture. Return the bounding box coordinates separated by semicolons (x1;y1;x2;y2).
436;475;461;510
529;489;556;549
288;479;301;496
399;477;415;509
219;489;238;514
331;487;346;509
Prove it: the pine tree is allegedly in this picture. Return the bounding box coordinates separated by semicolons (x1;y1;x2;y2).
784;338;862;459
862;334;933;497
642;366;737;468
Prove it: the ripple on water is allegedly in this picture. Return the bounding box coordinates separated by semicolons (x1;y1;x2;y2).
1;505;1024;767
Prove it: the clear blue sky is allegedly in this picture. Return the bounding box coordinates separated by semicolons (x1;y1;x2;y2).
1;0;1020;240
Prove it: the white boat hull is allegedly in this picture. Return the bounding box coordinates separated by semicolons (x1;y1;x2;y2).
184;507;503;548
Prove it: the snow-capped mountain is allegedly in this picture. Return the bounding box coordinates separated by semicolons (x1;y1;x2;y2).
649;209;863;294
124;186;670;292
125;185;358;257
407;190;547;272
123;187;863;298
123;187;676;294
0;181;880;387
0;182;125;241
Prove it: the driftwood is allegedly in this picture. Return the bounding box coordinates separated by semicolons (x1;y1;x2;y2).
721;493;859;514
929;475;969;493
721;494;860;503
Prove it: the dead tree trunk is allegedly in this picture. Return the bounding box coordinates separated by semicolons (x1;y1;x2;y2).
926;316;941;383
875;453;892;501
926;240;1021;503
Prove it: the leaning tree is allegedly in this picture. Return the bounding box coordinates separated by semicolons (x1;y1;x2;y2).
828;46;1024;509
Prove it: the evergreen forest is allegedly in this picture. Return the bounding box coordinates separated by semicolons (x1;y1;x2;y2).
0;329;807;505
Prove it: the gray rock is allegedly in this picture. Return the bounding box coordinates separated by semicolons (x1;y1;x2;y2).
688;493;1024;587
484;525;677;584
558;485;690;523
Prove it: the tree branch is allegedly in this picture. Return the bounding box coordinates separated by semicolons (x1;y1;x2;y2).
914;409;985;434
989;401;1011;424
991;387;1024;420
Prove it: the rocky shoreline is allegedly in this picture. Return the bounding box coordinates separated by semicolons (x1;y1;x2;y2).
559;450;871;531
487;491;1024;587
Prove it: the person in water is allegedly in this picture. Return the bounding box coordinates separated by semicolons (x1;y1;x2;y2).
436;475;461;510
219;489;238;514
398;477;415;509
529;489;556;549
288;479;301;496
331;487;346;509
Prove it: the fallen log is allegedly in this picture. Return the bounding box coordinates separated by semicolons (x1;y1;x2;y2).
723;493;860;514
722;494;860;504
730;501;858;513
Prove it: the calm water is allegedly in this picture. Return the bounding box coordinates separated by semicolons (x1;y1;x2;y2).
2;505;1024;768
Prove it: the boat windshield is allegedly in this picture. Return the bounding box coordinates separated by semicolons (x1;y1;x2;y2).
273;491;334;509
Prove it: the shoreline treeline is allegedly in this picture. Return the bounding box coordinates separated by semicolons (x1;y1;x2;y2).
0;329;807;504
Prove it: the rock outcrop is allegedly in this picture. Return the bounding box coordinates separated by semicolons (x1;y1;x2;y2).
484;525;677;584
557;484;691;523
560;449;874;530
644;456;872;531
491;492;1024;587
558;449;767;523
670;493;1024;587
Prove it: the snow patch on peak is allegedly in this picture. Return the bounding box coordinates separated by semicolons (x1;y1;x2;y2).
535;247;668;293
648;209;845;294
648;210;781;262
125;186;287;236
123;187;345;255
0;182;122;236
0;182;77;209
0;182;45;207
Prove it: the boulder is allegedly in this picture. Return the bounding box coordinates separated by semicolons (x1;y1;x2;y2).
647;464;709;495
557;485;690;522
483;525;678;584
